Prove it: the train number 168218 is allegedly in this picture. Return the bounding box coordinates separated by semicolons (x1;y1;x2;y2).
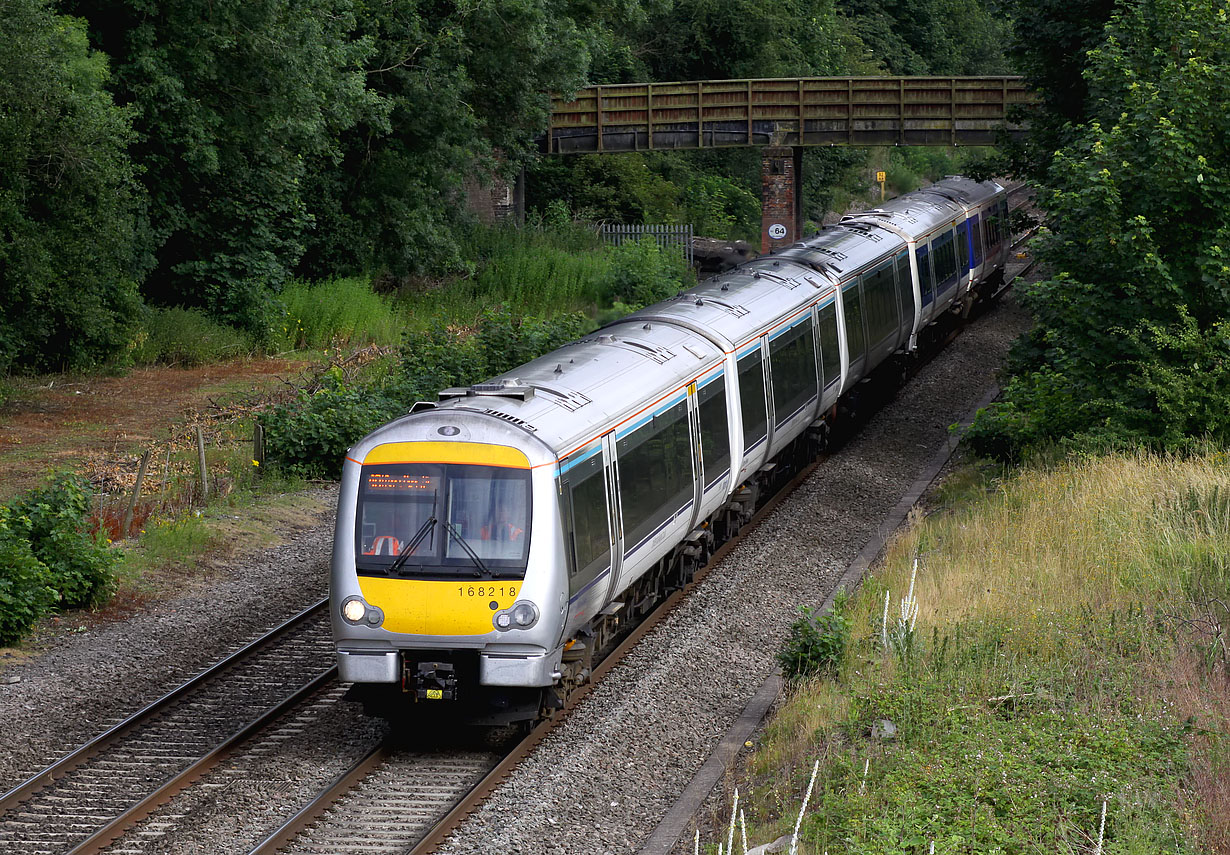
457;585;517;598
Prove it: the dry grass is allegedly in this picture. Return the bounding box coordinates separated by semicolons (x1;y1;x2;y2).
862;451;1230;644
741;450;1230;853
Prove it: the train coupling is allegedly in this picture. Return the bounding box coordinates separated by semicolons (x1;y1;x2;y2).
412;661;458;702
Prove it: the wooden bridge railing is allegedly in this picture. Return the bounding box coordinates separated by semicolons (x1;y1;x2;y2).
547;76;1032;153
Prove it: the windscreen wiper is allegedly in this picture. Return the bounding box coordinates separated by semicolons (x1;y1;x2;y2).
443;521;490;578
388;516;437;576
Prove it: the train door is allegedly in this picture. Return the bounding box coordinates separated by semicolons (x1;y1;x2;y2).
695;372;732;513
840;280;868;384
735;341;770;480
915;242;935;313
560;436;620;622
685;382;704;529
893;249;915;351
816;299;842;408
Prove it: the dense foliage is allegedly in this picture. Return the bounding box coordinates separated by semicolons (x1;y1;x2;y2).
0;0;140;374
0;474;120;644
0;0;1016;372
968;0;1230;459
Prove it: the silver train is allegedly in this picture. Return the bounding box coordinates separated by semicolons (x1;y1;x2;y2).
331;177;1011;722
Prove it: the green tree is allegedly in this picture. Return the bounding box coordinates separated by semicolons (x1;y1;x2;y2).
64;0;379;336
1000;0;1118;178
968;0;1230;458
297;0;588;282
0;0;140;373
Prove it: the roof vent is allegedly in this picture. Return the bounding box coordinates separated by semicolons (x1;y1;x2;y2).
439;378;535;403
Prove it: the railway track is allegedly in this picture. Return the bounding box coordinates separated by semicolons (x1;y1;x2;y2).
0;601;335;855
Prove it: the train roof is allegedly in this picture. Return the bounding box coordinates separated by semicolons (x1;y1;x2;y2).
361;177;1007;465
426;317;725;457
842;177;1004;240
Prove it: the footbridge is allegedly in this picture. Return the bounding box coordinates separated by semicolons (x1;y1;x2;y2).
544;76;1032;251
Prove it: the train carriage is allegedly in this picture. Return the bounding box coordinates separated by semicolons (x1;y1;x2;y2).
331;177;1008;723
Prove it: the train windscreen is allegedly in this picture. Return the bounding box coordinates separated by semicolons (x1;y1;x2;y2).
355;463;531;579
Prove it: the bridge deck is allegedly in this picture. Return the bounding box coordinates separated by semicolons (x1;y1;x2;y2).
548;76;1031;153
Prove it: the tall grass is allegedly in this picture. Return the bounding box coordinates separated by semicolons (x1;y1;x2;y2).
397;224;613;327
272;277;403;351
745;451;1230;853
132;307;254;366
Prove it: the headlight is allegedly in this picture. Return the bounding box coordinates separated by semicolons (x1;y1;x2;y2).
493;600;539;631
341;596;368;624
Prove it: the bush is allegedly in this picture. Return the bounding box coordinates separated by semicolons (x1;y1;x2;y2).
7;473;119;609
596;237;692;309
258;380;403;479
132;307;253;367
776;593;850;681
261;307;596;479
0;510;55;645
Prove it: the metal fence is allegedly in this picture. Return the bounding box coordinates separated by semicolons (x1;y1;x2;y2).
599;223;694;265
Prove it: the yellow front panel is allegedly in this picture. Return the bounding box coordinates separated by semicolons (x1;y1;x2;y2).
363;441;529;468
358;577;522;636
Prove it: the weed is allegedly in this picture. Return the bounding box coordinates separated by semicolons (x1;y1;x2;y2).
272;278;402;351
740;452;1230;852
778;592;850;682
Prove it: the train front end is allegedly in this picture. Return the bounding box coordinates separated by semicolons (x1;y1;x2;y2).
330;411;566;723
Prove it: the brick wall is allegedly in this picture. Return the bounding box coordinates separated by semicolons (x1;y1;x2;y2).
760;146;802;253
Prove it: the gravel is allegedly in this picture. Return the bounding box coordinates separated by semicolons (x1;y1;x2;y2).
0;292;1031;854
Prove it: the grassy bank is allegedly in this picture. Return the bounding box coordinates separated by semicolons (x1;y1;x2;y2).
739;451;1230;853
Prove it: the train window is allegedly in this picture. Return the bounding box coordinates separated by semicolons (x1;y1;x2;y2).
616;400;693;551
563;452;610;594
738;349;768;451
817;302;840;388
916;245;934;306
861;261;898;347
769;320;818;424
956;223;969;275
842;284;866;363
971;215;984;267
933;230;958;288
697;377;730;487
355;463;531;578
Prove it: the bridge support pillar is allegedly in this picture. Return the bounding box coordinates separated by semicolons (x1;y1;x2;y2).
760;146;803;254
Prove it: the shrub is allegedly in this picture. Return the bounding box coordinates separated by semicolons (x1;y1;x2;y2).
7;473;120;609
596;237;691;309
258;380;403;479
0;510;55;645
132;306;253;367
262;307;596;479
777;593;850;681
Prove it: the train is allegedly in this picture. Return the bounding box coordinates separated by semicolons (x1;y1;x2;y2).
331;176;1011;723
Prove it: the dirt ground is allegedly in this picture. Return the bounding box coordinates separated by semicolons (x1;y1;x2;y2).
0;357;311;501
